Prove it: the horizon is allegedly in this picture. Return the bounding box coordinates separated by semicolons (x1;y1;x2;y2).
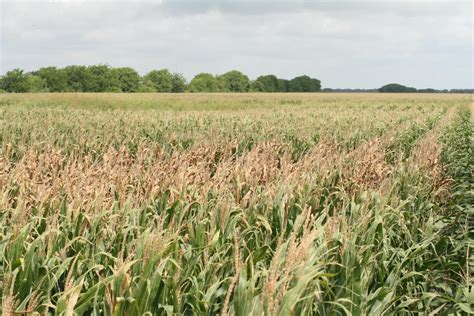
1;64;472;91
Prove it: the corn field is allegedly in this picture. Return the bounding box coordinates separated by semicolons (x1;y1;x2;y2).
0;93;472;315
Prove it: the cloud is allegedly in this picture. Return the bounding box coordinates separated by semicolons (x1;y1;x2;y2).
1;0;472;88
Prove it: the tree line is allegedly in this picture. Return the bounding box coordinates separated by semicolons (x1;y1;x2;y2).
377;83;473;93
0;65;321;93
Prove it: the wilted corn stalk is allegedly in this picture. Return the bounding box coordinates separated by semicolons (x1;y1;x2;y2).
0;93;471;315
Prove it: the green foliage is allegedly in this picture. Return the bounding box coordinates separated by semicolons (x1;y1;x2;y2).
35;66;69;92
143;69;174;92
0;66;327;94
25;75;48;92
289;75;321;92
0;69;29;92
171;73;187;93
188;73;220;92
218;70;250;92
277;79;290;92
249;80;265;92
440;108;473;181
137;80;157;92
63;65;92;92
378;83;417;93
87;64;121;92
254;75;280;92
142;69;186;92
112;67;141;93
435;107;473;313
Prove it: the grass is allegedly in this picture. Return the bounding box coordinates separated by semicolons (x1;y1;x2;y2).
0;93;472;315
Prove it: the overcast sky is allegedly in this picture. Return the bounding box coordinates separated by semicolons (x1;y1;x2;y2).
1;0;472;89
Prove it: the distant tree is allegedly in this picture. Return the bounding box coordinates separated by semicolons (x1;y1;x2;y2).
417;88;437;93
111;67;141;92
449;89;474;93
64;65;92;92
143;69;174;92
277;79;290;92
218;70;250;92
0;69;29;92
0;66;328;93
25;74;48;92
254;75;279;92
249;80;265;92
36;67;68;92
187;73;220;92
289;75;321;92
87;64;121;92
138;80;157;92
378;83;417;93
321;88;377;93
171;73;187;92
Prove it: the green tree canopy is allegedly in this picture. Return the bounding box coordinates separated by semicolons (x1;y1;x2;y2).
254;74;279;92
112;67;141;92
171;73;187;93
143;69;174;92
87;64;121;92
36;67;68;92
378;83;417;93
187;73;220;92
289;75;321;92
64;65;92;92
249;80;265;92
218;70;250;92
277;79;290;92
137;80;157;92
0;65;331;94
25;74;48;92
0;69;29;92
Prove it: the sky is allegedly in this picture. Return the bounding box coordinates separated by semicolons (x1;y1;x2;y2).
0;0;473;89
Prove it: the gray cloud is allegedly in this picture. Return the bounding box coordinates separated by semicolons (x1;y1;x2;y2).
1;0;472;89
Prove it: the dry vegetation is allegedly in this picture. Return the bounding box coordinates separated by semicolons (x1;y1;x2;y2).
0;93;472;315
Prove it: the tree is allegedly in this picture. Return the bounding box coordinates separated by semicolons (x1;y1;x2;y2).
254;75;279;92
417;88;436;93
171;73;187;93
138;80;157;92
277;79;290;92
87;64;121;92
64;65;92;92
378;83;417;93
0;69;29;92
112;67;141;92
36;67;68;92
187;73;220;92
218;70;250;92
0;66;328;94
143;69;174;92
289;75;321;92
250;80;265;92
25;74;48;92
